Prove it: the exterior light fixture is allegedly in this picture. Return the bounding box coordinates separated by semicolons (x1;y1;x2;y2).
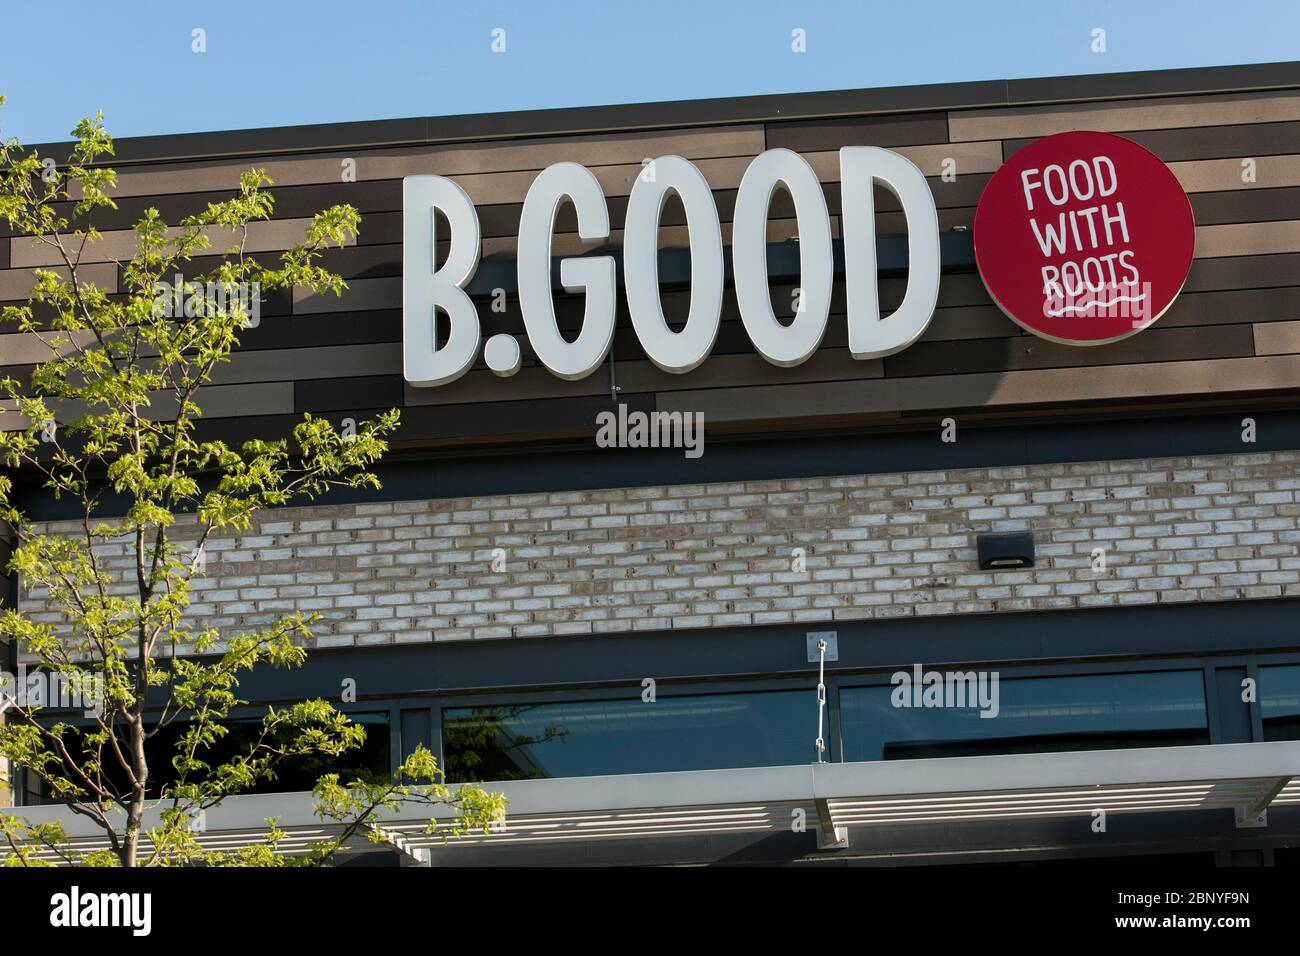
976;531;1035;570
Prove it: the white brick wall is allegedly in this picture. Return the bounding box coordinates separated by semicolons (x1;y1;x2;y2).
17;450;1300;653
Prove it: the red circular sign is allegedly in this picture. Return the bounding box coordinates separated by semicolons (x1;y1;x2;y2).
973;130;1195;345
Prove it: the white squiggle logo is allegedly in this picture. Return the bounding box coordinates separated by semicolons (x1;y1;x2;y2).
1046;292;1148;316
1043;280;1153;328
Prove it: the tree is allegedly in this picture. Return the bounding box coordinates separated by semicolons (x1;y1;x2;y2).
0;99;506;866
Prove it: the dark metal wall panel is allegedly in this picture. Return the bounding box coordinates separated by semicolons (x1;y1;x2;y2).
22;406;1300;521
215;597;1300;701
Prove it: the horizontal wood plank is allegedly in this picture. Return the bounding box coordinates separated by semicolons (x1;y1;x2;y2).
765;111;950;152
1005;120;1300;163
8;218;349;269
658;353;1300;425
949;90;1300;142
0;381;293;430
1183;253;1300;293
1194;220;1300;258
1170;155;1300;193
1191;186;1300;226
0;262;118;303
884;323;1255;377
83;125;767;199
1253;320;1300;355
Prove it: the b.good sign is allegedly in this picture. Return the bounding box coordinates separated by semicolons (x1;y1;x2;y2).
403;131;1195;386
403;148;939;387
973;130;1196;345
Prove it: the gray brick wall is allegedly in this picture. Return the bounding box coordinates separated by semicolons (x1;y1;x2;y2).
16;450;1300;654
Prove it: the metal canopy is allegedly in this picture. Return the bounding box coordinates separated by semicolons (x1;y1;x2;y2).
5;741;1300;863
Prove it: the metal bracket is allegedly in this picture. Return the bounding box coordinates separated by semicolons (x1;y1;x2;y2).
806;631;838;663
817;826;849;850
1235;776;1291;828
608;347;621;403
1235;806;1269;829
814;798;848;850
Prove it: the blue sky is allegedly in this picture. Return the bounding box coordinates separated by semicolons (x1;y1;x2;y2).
1;0;1297;144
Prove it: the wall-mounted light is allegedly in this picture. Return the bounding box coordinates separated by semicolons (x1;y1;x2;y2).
976;531;1035;570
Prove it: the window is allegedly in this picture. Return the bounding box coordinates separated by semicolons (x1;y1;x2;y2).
443;690;813;783
146;711;392;795
1260;664;1300;741
18;711;393;804
841;670;1208;762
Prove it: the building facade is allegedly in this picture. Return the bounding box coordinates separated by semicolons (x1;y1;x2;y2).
5;60;1300;865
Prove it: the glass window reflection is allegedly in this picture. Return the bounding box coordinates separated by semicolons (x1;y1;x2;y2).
841;671;1208;762
443;691;813;783
1260;664;1300;741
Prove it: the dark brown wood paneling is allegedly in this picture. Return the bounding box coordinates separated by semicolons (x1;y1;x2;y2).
766;111;950;152
44;179;402;235
1154;286;1300;328
395;280;1011;370
399;390;657;443
658;353;1300;428
1005;120;1300;162
236;309;401;351
1191;187;1300;226
271;179;403;218
295;374;403;413
895;175;990;212
464;174;991;245
4;63;1298;444
884;324;1256;377
190;411;302;445
0;364;36;390
918;306;1016;342
1183;253;1300;293
951;89;1300;142
8;218;343;269
213;342;401;385
61;189;237;233
405;365;604;406
358;211;401;246
89;126;767;200
314;244;403;280
294;277;399;313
